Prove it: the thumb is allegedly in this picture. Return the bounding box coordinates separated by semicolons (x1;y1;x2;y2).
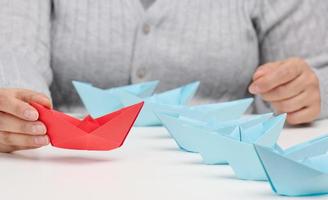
252;61;284;81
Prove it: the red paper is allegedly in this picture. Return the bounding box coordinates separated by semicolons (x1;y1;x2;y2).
31;102;144;151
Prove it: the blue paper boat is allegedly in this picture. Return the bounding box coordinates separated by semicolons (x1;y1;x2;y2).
255;135;328;196
153;98;253;125
204;112;273;133
158;112;286;180
73;80;159;117
157;112;273;153
112;82;200;126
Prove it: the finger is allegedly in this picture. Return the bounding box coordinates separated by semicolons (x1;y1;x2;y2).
0;144;15;153
250;61;303;94
0;112;46;135
0;144;40;153
271;91;309;113
16;89;52;108
286;106;320;125
0;94;41;121
252;61;284;81
0;131;49;147
261;73;306;102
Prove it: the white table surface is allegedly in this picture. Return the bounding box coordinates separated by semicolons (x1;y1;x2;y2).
2;119;328;200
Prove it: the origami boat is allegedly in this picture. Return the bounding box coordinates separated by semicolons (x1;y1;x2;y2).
156;112;273;153
157;112;286;181
199;114;286;181
73;80;158;117
255;135;328;196
154;98;254;123
31;102;144;151
108;82;200;126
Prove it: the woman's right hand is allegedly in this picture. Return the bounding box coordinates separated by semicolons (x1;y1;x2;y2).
0;88;52;153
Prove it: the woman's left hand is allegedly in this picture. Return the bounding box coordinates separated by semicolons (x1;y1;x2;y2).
248;58;321;125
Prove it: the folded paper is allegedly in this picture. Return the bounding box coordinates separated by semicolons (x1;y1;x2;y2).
105;81;200;126
157;112;273;152
157;112;286;180
155;98;254;123
73;80;158;118
32;102;144;151
255;135;328;196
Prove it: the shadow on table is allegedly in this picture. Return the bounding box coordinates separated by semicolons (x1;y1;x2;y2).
252;189;328;199
0;152;117;165
284;123;314;129
141;133;171;140
154;146;181;152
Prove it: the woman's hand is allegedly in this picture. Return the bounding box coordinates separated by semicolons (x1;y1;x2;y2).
0;89;51;153
249;58;321;125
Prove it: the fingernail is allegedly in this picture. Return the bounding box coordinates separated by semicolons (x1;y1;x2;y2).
34;136;49;145
24;109;39;121
31;124;46;134
39;96;51;107
249;85;260;94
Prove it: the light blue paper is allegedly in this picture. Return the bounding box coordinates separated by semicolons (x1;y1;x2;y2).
201;114;285;181
279;134;328;160
154;98;255;132
178;98;254;122
157;112;286;180
73;81;199;125
73;80;159;117
302;153;328;173
157;112;273;153
114;82;200;126
255;135;328;196
207;112;273;133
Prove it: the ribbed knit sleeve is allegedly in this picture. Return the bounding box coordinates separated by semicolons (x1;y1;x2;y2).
253;0;328;119
0;0;52;97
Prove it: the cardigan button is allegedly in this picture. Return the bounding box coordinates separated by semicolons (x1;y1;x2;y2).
142;23;151;34
137;67;146;79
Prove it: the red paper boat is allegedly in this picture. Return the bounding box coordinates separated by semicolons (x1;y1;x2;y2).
31;102;144;151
